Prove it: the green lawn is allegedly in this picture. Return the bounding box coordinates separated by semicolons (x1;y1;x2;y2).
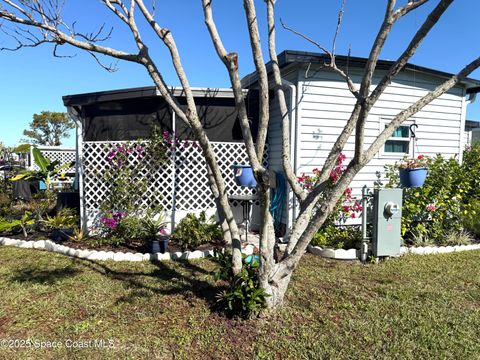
0;247;479;359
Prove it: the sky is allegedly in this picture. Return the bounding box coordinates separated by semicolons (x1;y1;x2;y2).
0;0;479;148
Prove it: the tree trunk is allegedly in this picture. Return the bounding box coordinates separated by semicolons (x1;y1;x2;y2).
263;272;292;311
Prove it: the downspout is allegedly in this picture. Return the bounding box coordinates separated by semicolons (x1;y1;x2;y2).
67;106;86;233
281;78;299;233
460;91;477;164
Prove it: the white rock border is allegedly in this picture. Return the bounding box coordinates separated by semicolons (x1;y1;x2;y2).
307;243;480;260
0;236;257;262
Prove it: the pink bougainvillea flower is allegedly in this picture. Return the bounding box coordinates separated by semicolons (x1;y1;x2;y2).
426;203;436;212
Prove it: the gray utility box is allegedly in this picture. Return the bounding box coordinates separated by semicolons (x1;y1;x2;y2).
372;188;403;257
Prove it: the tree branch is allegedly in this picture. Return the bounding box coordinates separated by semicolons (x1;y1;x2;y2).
368;0;453;105
280;18;360;99
266;1;306;202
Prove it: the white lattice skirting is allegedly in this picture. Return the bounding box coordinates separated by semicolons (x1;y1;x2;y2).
81;141;267;230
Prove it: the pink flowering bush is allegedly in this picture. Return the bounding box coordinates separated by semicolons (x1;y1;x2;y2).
297;153;363;221
297;154;363;249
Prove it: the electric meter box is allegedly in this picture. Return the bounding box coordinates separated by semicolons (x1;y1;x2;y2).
372;188;403;257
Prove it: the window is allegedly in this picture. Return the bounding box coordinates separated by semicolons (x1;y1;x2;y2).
384;124;411;154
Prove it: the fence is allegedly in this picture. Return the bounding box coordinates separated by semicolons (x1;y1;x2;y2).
81;140;267;229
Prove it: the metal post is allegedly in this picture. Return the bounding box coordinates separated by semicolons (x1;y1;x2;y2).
361;185;370;263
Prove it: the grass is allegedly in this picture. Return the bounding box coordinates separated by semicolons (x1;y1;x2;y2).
0;247;479;359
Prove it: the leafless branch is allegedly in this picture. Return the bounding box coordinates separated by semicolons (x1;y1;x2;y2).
87;51;118;72
53;43;75;58
368;0;453;105
331;0;345;56
243;0;270;161
280;18;359;99
266;1;306;202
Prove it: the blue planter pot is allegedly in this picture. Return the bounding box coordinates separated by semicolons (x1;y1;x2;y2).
232;164;257;188
399;167;428;188
150;239;168;254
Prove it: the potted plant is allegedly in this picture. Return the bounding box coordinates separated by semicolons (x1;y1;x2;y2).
141;209;169;253
398;155;428;188
42;208;78;241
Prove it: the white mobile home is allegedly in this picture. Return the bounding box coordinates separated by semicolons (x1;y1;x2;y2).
242;50;480;225
64;50;480;234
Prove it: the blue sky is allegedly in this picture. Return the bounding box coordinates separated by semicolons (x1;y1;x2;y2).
0;0;479;147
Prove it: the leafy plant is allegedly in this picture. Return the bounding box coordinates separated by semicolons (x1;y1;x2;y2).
441;229;473;246
397;154;428;169
213;251;269;319
140;208;168;241
42;208;78;229
0;211;34;238
171;211;222;250
68;227;87;242
382;144;480;245
311;225;362;249
10;146;73;190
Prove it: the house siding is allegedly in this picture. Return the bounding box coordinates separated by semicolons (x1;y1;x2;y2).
295;67;465;198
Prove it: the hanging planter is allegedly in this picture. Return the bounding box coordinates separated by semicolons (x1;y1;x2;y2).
398;155;428;188
232;164;257;188
399;167;428;188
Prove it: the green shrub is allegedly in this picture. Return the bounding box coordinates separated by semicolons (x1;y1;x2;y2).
213;250;269;319
385;151;479;245
42;208;78;229
114;216;144;241
171;211;222;250
0;211;34;238
311;225;362;249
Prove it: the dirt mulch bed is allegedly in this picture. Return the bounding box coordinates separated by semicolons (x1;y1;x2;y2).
2;231;225;254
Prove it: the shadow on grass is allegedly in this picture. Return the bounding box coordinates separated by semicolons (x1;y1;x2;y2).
10;266;81;285
77;257;226;312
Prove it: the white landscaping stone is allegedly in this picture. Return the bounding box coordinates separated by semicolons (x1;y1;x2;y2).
4;238;19;246
187;250;204;260
105;251;115;261
77;250;91;259
411;247;424;255
320;248;335;259
0;238;5;245
308;245;323;256
33;240;46;249
122;252;136;261
129;253;144;262
95;251;108;261
113;252;127;262
67;248;77;257
437;246;449;254
444;246;455;253
57;245;69;255
333;248;358;260
423;246;434;255
17;240;33;249
86;251;100;260
400;247;409;255
44;241;55;252
142;253;152;261
153;252;171;261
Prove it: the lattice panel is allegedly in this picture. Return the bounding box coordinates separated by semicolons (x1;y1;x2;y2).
82;141;268;224
82;142;174;212
31;148;76;173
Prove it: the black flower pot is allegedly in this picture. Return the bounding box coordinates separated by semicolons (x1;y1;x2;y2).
51;227;74;242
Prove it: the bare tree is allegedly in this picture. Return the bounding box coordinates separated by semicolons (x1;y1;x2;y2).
1;0;479;311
